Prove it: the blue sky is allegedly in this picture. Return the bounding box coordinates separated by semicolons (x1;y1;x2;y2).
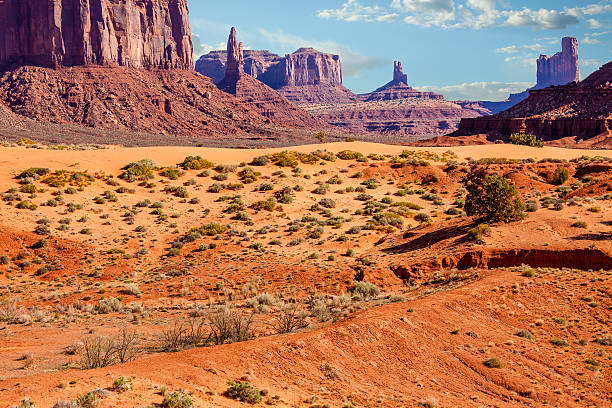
187;1;612;101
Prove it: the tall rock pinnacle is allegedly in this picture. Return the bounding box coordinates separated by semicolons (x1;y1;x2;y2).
536;37;579;89
224;27;244;83
393;61;408;84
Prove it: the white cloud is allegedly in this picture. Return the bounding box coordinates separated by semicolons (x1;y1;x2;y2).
583;30;610;44
419;81;532;100
502;8;579;29
257;28;385;78
316;0;612;30
587;18;603;29
192;34;225;58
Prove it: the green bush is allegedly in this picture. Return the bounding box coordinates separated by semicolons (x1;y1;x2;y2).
159;168;185;180
112;376;133;393
179;156;214;170
552;166;570;185
465;174;525;222
120;159;155;181
509;133;543;147
162;391;193;408
75;392;98;408
189;223;228;236
352;281;379;299
467;224;490;243
224;381;262;404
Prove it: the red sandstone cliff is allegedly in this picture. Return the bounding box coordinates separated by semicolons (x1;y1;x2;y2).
0;0;193;71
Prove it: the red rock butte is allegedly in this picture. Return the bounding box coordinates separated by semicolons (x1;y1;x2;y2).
0;0;194;71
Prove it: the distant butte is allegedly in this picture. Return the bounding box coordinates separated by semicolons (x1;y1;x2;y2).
196;45;357;104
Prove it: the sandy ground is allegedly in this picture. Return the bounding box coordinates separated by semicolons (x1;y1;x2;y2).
0;142;609;175
0;142;610;407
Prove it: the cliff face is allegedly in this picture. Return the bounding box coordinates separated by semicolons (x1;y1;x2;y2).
257;48;343;88
536;37;579;89
196;46;355;104
0;0;194;71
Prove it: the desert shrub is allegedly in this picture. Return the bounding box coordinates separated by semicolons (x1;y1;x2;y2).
550;338;569;347
552;166;570;185
120;159;155;181
509;133;543;147
312;184;329;195
572;221;587;228
208;306;254;344
465;174;524;222
224;381;261;404
414;213;432;224
352;281;379;299
20;184;37;194
75;392;98;408
97;297;122;314
179;156;214;170
160;168;185;180
516;329;535;340
319;198;336;208
250;155;270;166
525;200;538;212
272;303;308;334
251;198;276;212
257;182;274;191
337;150;364;160
14;398;35;408
163;186;188;198
18;167;50;179
208;182;225;193
0;296;22;323
239;167;259;183
112;376;133;393
483;357;502;368
189;223;228;236
356;193;372;201
467;224;490;243
0;255;10;265
162;391;193;408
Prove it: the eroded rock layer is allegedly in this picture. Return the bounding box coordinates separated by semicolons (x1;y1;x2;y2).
0;0;193;71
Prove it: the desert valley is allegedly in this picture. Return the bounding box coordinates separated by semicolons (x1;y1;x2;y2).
0;1;610;408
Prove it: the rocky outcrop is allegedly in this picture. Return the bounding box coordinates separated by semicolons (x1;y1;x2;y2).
216;28;327;128
196;46;356;104
0;65;272;138
0;0;193;72
359;61;443;102
455;61;612;145
477;37;580;114
537;37;579;89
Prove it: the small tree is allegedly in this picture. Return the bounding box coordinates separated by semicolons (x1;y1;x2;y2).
509;133;543;147
465;174;525;222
